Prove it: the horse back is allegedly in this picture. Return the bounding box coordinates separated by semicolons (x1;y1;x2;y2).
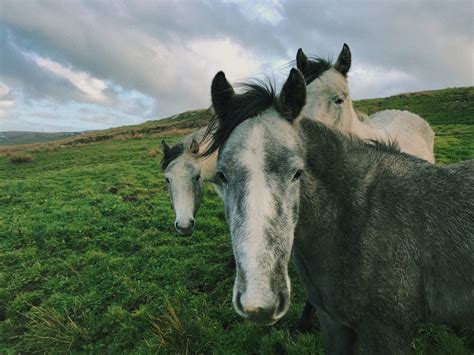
418;160;474;327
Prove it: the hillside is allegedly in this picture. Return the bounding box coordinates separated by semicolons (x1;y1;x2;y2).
0;87;473;353
2;86;472;150
0;131;81;146
0;109;213;148
354;86;474;125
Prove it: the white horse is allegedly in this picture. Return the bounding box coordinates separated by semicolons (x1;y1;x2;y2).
161;128;220;236
296;44;435;163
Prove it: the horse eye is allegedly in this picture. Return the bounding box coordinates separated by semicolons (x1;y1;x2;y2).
335;98;344;105
194;174;201;182
165;177;170;184
292;169;303;182
217;171;228;184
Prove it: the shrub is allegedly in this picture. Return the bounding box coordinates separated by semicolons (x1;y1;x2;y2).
9;153;34;164
113;133;145;141
148;148;160;157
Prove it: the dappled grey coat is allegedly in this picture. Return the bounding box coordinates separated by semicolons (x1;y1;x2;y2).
293;118;474;353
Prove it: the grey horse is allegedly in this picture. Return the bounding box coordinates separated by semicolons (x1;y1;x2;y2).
161;128;316;331
161;129;221;236
202;68;474;354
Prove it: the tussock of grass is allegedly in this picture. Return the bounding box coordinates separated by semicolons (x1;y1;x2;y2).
16;305;89;353
151;127;195;138
148;148;160;157
113;133;145;141
148;297;220;353
414;325;469;355
9;153;34;163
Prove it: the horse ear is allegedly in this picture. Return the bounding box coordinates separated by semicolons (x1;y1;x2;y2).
278;68;306;122
211;71;235;118
161;140;170;154
334;43;351;76
189;139;199;154
296;48;308;73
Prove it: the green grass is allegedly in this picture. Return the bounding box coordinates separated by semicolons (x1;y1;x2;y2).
433;125;474;164
0;136;318;353
354;87;474;125
1;87;473;353
0;131;81;146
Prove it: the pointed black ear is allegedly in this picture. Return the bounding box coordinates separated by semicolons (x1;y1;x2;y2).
189;139;199;154
335;43;351;76
161;140;170;154
278;68;306;122
296;48;308;73
211;71;235;118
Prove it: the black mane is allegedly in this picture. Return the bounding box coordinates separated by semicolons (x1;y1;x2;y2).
366;138;401;154
201;79;276;157
301;118;402;158
300;56;332;84
161;142;184;170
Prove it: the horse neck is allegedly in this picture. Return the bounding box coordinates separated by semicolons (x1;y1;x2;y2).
301;119;374;192
343;96;382;141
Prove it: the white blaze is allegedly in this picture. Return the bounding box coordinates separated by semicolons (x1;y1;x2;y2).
234;123;278;310
167;158;195;226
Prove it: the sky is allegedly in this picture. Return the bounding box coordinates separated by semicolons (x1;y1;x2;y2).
0;0;472;132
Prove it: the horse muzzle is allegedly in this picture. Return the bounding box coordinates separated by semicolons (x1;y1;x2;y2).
234;289;289;326
175;218;195;236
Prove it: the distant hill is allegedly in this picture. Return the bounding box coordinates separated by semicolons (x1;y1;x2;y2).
0;108;213;148
0;131;82;146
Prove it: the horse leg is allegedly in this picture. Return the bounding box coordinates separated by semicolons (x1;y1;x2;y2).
317;308;357;355
295;300;318;333
358;323;413;355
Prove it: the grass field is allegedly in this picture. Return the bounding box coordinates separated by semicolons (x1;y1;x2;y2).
1;87;473;353
0;132;82;147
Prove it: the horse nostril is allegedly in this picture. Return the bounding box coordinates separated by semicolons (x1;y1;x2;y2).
174;220;194;236
275;292;286;316
236;292;244;313
190;219;195;227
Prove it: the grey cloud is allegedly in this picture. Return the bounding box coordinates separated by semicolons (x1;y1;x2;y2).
279;1;473;89
0;27;86;104
1;0;285;116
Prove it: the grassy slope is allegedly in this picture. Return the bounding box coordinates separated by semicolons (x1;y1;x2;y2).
0;109;212;149
0;87;473;353
354;87;474;125
354;86;474;164
0;132;82;146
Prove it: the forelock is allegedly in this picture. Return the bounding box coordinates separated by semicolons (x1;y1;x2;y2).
201;79;276;157
161;143;185;170
300;56;333;84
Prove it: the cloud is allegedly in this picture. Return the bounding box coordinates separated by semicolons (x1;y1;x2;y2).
349;64;416;99
0;1;270;116
34;56;108;103
278;0;473;88
0;83;15;119
228;0;284;26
